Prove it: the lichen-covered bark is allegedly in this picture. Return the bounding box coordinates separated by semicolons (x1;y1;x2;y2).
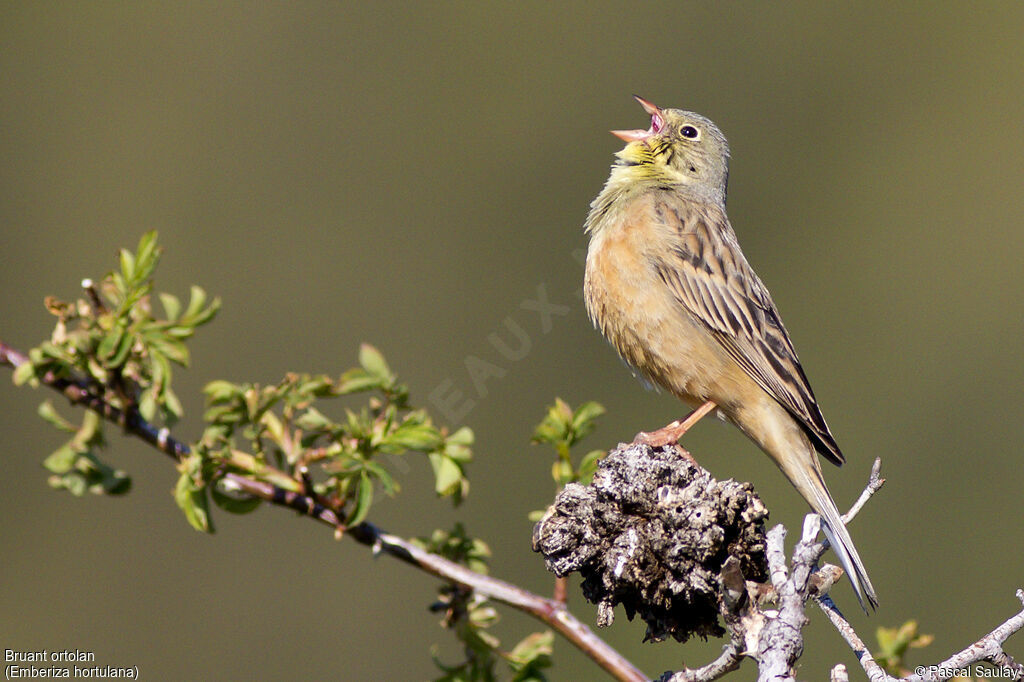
533;442;769;642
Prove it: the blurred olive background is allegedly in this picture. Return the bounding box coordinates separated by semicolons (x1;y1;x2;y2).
2;3;1022;680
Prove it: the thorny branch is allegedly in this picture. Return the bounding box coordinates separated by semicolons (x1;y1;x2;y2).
0;341;645;682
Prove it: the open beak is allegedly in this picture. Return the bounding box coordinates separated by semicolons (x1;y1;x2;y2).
611;95;664;142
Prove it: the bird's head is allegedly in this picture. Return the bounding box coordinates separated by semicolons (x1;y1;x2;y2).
610;96;730;203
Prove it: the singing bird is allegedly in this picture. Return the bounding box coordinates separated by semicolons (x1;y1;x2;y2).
583;96;877;610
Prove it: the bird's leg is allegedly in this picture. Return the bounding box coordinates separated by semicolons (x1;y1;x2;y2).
633;400;717;464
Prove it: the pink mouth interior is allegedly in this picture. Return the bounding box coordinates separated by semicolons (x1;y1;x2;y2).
611;111;665;142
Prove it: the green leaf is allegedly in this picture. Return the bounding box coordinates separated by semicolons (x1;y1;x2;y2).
49;471;88;496
463;625;501;654
552;397;572;420
119;248;136;284
338;369;382;394
571;401;605;436
296;406;332;431
204;380;242;403
73;409;102;447
532;398;572;445
441;427;474;465
108;272;127;298
37;401;77;433
159;292;181;321
132;230;161;283
468;604;499;629
506;631;553;676
297;375;334;398
12;361;37;386
86;356;108;384
43;444;78;474
387;423;443;451
363;461;398;496
577;449;605;483
144;329;184;365
467;539;491;575
429;452;464;497
109;328;135;368
358;343;392;382
91;458;130;495
163;388;183;422
416;523;490;574
447;426;474;447
175;470;212;533
261;410;285;445
138;389;158;422
193;295;220;327
874;620;934;676
45;449;130;496
347;471;374;526
551;459;573;487
97;323;125;363
183;285;207;320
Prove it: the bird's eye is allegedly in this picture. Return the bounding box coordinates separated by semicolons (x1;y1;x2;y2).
680;125;699;139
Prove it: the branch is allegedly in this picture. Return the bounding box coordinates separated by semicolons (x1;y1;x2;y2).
811;458;1024;682
708;460;882;682
753;516;823;682
819;589;1024;682
759;458;1022;682
816;593;890;682
810;457;885;568
1;340;646;682
659;639;743;682
913;589;1024;681
1;342;186;462
224;474;646;681
842;457;885;525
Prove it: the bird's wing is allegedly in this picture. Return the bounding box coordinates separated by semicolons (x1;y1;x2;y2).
651;195;845;466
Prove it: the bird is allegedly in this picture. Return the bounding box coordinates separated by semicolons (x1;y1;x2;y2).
582;95;878;610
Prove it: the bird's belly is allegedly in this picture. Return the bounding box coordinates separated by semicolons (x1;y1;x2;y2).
584;230;742;407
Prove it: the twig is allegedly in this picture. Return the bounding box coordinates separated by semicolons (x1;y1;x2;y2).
813;458;885;593
819;585;1024;682
80;278;108;315
906;588;1024;682
842;457;885;525
662;645;741;682
660;638;743;682
1;340;646;682
816;594;892;682
816;462;1023;682
1;342;186;460
554;575;569;604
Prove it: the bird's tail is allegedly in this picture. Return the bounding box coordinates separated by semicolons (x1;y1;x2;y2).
780;454;878;611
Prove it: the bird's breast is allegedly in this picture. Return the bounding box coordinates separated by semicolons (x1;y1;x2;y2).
584;200;740;405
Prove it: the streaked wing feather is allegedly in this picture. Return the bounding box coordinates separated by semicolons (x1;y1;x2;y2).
654;196;845;466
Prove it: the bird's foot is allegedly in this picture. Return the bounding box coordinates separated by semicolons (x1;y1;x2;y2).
633;422;686;448
631;400;717;466
633;428;700;466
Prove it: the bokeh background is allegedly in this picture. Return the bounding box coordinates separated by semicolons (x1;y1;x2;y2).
2;3;1022;680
